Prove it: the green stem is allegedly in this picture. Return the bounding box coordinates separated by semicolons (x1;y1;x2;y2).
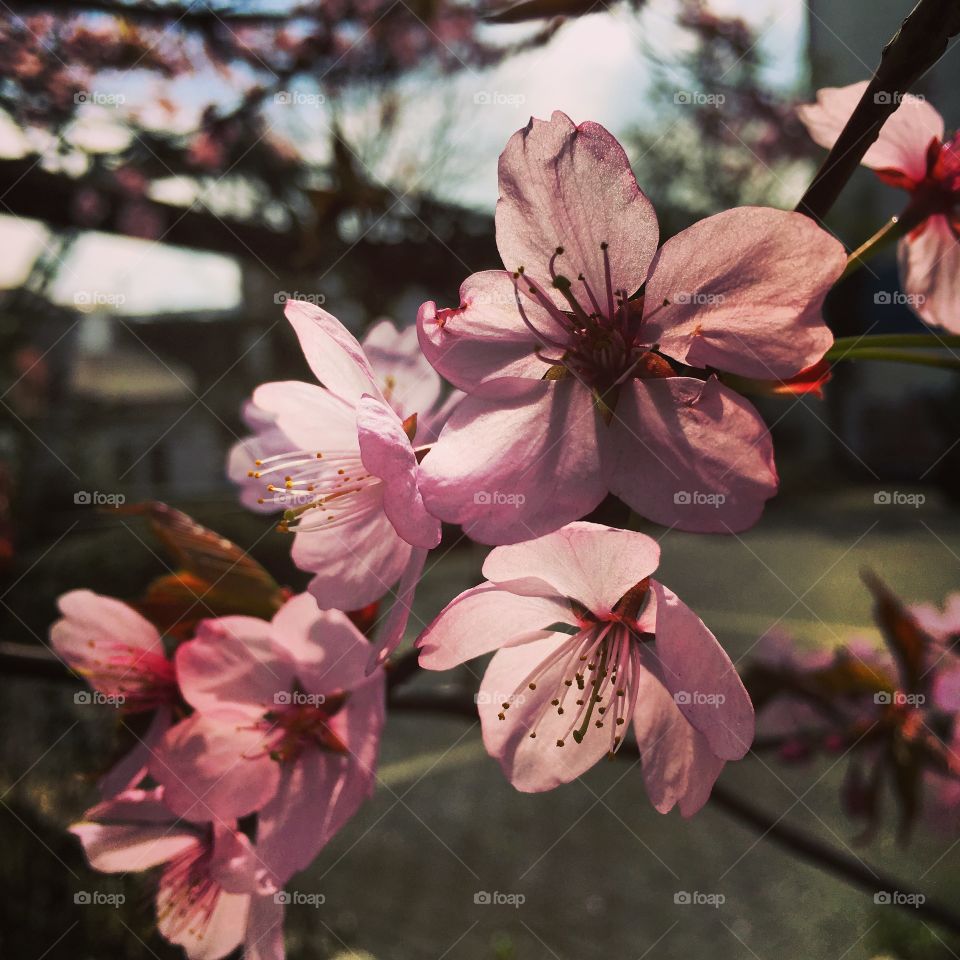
828;334;960;356
828;349;960;371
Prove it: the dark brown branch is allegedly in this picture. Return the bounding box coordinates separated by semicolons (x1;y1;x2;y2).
387;688;960;936
796;0;960;224
0;157;495;289
1;0;305;26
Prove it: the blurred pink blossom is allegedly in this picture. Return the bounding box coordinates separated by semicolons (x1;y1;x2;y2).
51;590;178;797
799;81;960;333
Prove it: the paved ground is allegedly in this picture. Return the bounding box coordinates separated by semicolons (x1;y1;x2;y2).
3;485;960;959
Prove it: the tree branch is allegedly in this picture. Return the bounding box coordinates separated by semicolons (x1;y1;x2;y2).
1;0;305;26
796;0;960;224
5;640;960;936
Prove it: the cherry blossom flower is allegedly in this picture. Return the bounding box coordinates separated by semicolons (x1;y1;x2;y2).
751;611;960;836
229;305;451;666
149;593;385;886
799;81;960;333
51;589;178;797
417;522;754;813
71;787;283;960
911;592;960;648
417;112;845;544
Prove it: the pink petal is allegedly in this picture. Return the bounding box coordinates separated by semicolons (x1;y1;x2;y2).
99;705;172;798
150;714;280;822
176;617;294;720
207;824;262;894
933;666;960;713
270;593;370;693
157;876;249;960
911;593;960;642
798;80;944;181
256;675;384;885
631;673;726;816
481;522;660;616
357;394;441;549
647;581;754;760
419;377;606;545
417;582;573;671
71;788;199;872
602;376;777;534
478;636;611;792
293;504;413;609
52;590;163;687
367;545;428;672
644;207;844;379
362;317;443;419
245;894;286;960
417;272;548;392
496;111;658;308
284;299;383;404
898;215;960;334
418;387;464;445
249;380;358;453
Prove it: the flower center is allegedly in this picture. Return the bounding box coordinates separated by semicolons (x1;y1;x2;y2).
499;613;654;759
260;693;349;763
511;242;673;402
248;448;381;533
80;642;177;712
157;839;221;943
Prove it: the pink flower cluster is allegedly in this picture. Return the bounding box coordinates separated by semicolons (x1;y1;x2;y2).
56;592;383;960
751;590;960;838
57;111;864;958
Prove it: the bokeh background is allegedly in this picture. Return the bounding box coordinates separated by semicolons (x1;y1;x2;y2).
2;1;960;957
